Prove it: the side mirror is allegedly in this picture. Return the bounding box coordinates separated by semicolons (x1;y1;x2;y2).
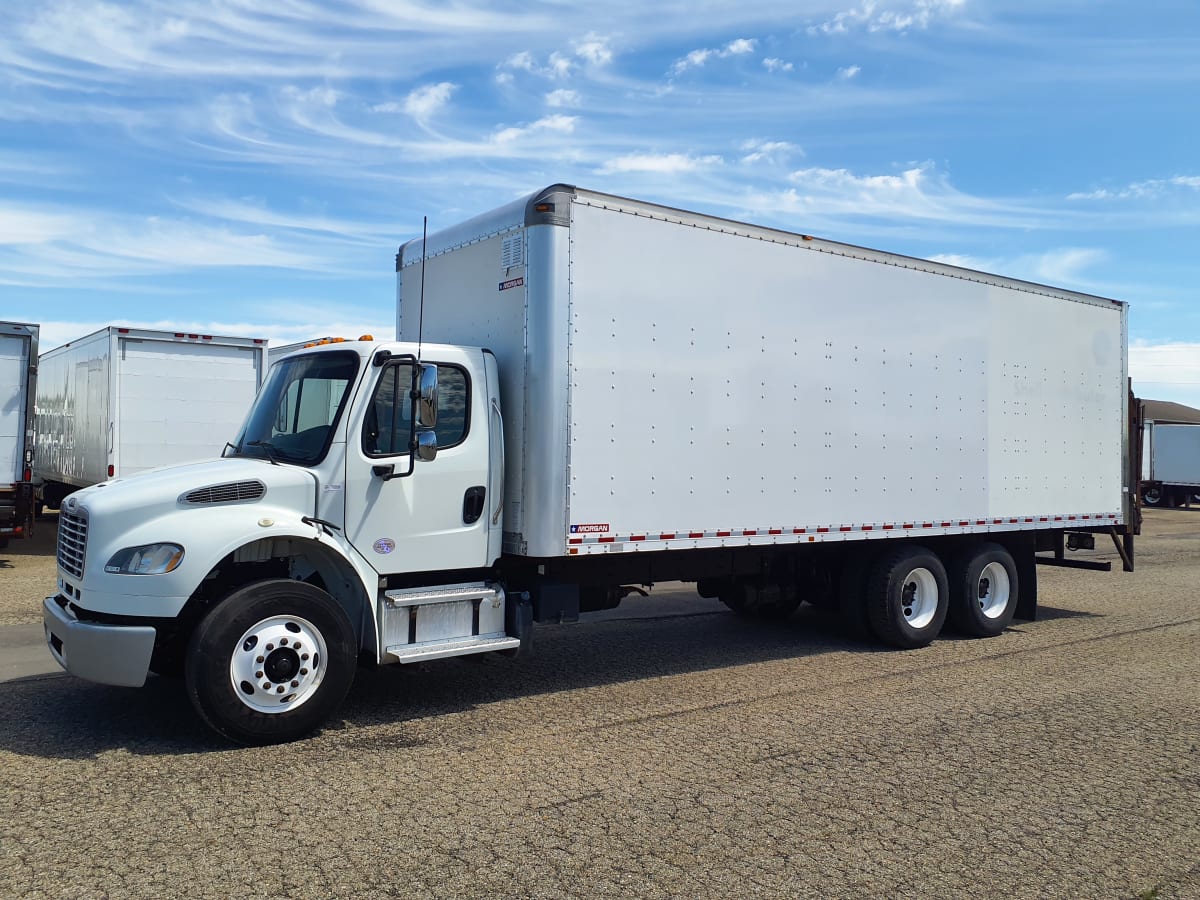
416;430;438;462
416;363;438;428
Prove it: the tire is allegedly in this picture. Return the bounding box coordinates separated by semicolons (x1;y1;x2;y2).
947;543;1019;638
1142;485;1161;506
719;580;800;621
837;560;872;639
185;579;357;745
866;546;949;649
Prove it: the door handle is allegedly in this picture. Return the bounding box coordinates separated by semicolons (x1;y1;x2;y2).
463;486;486;525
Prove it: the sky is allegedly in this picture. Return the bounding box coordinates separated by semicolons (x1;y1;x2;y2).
1;0;1198;404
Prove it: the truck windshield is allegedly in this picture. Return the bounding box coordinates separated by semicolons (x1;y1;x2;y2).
230;350;359;466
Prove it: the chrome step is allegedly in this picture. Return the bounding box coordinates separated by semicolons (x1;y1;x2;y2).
383;581;502;609
378;581;510;660
384;635;521;664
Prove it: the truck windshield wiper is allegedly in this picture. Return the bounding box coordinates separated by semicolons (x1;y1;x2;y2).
246;440;287;465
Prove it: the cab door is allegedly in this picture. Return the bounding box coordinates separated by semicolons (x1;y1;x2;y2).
342;350;492;575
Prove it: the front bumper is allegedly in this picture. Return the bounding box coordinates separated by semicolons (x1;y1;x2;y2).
43;597;156;687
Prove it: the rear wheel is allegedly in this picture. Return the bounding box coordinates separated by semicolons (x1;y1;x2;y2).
185;579;356;745
866;546;948;649
718;579;801;620
1142;485;1162;506
948;543;1018;637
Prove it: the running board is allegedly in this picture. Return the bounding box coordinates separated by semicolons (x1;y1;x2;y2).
385;635;521;664
378;581;514;664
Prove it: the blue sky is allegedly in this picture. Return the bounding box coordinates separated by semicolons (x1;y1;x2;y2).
2;1;1198;403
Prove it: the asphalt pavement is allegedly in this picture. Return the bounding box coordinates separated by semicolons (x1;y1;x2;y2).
1;513;1197;898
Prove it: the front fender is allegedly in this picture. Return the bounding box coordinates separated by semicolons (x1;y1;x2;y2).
71;503;368;618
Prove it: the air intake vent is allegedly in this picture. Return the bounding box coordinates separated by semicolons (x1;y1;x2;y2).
183;481;266;505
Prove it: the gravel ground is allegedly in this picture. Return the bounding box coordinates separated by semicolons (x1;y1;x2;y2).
0;511;57;627
1;510;1196;898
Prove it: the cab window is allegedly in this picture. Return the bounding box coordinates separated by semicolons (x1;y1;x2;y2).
363;363;468;456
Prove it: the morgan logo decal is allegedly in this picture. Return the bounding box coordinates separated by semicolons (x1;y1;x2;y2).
570;523;610;534
499;276;525;292
372;538;396;555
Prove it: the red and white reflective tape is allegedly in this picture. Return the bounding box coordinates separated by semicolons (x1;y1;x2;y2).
565;512;1121;552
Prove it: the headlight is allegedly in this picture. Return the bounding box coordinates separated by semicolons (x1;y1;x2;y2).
105;543;185;575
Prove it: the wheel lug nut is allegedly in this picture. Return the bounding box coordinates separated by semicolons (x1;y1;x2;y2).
293;643;301;650
262;682;271;689
300;668;308;675
276;685;285;693
256;656;265;663
256;671;264;678
266;643;274;651
301;653;309;661
291;680;299;687
280;638;288;646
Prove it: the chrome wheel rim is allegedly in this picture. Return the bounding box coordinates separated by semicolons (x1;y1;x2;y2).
900;567;939;630
976;561;1011;619
229;615;328;714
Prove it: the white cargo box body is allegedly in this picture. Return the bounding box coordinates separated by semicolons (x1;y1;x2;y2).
1145;423;1200;486
35;327;268;488
0;322;38;488
398;186;1128;559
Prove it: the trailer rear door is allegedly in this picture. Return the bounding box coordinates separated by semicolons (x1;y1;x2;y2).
116;337;265;476
0;332;31;484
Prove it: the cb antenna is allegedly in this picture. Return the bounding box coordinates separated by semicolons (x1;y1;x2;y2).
416;215;427;361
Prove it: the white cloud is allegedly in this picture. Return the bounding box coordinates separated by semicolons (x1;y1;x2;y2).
401;82;457;120
1131;341;1200;407
670;38;758;75
599;152;723;174
546;89;580;108
763;57;794;73
573;33;613;66
741;163;1062;233
741;139;798;164
810;0;966;35
503;51;537;73
928;247;1112;294
838;65;862;79
492;114;577;145
498;48;572;80
1068;175;1200;201
0;204;80;244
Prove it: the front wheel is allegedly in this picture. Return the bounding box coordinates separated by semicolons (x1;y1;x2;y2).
185;579;357;745
866;546;949;649
1142;485;1162;506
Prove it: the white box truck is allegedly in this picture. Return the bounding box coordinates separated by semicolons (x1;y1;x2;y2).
34;327;268;509
1140;422;1200;506
0;321;39;548
43;186;1137;744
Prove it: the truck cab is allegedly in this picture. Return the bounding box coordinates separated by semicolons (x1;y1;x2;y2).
44;339;516;744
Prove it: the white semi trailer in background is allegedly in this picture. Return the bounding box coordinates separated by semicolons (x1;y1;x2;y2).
34;327;268;509
1141;422;1200;506
43;186;1137;744
0;321;39;548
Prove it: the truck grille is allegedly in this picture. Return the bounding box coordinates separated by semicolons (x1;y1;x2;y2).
182;480;265;504
57;507;88;578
